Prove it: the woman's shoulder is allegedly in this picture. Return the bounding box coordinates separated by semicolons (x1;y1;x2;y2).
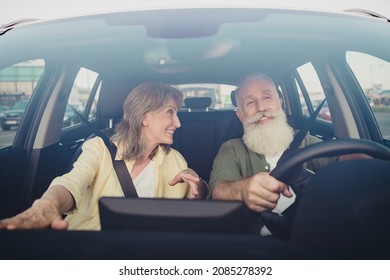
81;136;110;154
154;146;187;168
166;147;185;160
83;135;106;146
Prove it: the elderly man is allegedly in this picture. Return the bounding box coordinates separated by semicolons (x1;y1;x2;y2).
208;73;340;235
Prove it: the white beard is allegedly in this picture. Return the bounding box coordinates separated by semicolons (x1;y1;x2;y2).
242;110;294;157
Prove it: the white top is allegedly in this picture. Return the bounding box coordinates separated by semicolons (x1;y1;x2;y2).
265;151;283;171
133;160;156;198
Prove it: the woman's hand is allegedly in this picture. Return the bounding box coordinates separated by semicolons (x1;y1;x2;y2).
0;198;69;230
0;185;73;230
169;168;208;199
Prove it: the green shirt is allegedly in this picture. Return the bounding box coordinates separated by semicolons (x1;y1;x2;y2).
209;135;336;192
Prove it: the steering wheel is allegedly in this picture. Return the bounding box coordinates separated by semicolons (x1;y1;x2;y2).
271;138;390;187
260;138;390;238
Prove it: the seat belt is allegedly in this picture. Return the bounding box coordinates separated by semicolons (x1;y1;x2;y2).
276;98;327;166
106;142;139;198
67;104;138;198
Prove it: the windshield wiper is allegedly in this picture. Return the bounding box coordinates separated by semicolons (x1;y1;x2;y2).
344;9;390;22
0;18;39;36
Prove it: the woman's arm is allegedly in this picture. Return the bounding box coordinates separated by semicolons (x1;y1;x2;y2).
0;185;74;230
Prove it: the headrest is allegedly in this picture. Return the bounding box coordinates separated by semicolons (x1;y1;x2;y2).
98;78;134;120
184;97;212;109
230;90;237;107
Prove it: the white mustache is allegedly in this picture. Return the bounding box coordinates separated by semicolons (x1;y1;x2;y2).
245;111;276;125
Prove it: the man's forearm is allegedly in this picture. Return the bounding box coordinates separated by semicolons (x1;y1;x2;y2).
211;180;246;201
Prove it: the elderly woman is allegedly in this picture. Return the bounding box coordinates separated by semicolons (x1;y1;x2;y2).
0;82;207;230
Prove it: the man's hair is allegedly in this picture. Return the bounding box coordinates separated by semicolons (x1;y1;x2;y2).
234;73;278;110
236;73;276;94
111;82;183;161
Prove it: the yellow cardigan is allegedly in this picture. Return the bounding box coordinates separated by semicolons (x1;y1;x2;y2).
50;136;188;230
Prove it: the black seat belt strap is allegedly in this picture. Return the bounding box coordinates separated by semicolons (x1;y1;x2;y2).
277;98;327;165
107;142;139;198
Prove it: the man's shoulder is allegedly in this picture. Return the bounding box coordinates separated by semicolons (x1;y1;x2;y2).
218;138;252;157
221;138;245;148
302;134;322;147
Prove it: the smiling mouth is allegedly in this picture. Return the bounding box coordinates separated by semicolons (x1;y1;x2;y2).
260;117;269;122
255;116;272;124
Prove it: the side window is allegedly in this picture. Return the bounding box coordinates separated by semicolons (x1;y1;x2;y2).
0;59;45;148
346;52;390;140
63;68;99;128
295;62;331;122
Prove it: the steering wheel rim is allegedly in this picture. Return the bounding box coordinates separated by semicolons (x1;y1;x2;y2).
270;138;390;186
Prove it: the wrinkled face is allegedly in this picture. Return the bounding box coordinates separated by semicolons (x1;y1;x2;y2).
142;97;181;148
236;77;294;157
236;78;282;124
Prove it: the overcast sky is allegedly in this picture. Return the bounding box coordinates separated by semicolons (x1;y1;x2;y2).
1;0;390;25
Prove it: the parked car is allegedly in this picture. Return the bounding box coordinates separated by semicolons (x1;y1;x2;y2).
0;5;390;260
0;100;80;131
0;99;29;130
0;105;9;112
0;105;9;125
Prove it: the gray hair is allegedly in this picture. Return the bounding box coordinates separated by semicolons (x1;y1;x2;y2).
235;73;277;110
111;82;183;161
